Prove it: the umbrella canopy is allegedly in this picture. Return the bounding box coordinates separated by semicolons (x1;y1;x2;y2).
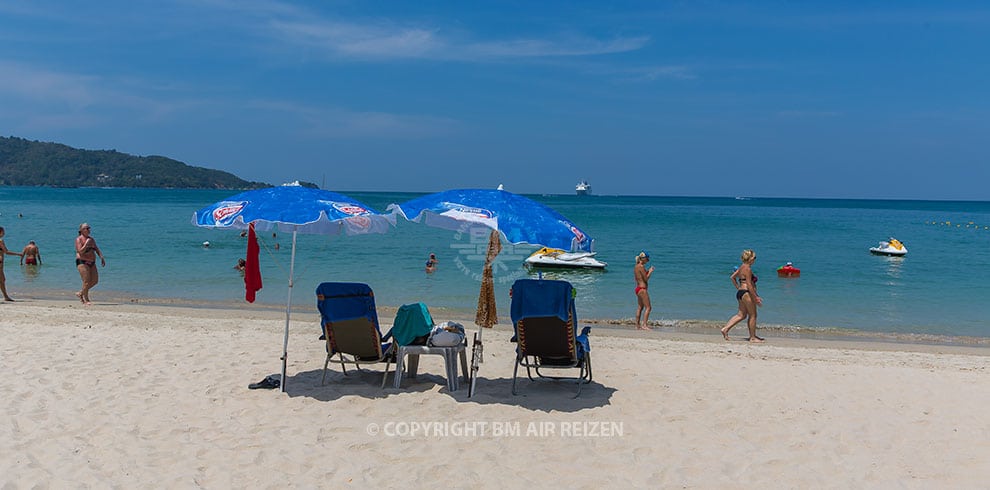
193;186;395;391
388;188;594;252
193;186;393;236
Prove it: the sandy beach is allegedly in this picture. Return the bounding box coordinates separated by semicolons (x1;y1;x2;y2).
2;298;989;488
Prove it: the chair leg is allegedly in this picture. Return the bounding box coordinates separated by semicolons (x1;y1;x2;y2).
393;349;405;389
381;359;392;389
337;354;348;376
322;354;331;385
512;356;521;395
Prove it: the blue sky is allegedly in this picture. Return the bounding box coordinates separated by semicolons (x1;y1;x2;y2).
1;1;987;200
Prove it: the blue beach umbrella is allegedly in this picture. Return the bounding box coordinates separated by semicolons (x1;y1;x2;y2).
193;186;395;391
388;188;594;252
388;188;594;396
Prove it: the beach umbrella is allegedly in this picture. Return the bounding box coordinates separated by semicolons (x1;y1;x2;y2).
193;186;395;391
389;188;594;252
389;188;594;396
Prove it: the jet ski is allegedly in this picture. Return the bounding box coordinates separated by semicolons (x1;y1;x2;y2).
524;247;607;269
870;238;907;256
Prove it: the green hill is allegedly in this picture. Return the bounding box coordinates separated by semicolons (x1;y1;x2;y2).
0;136;270;189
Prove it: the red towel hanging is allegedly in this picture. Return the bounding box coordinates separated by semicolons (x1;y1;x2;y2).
245;223;263;302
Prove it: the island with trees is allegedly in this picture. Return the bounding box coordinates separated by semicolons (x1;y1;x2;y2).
0;136;270;189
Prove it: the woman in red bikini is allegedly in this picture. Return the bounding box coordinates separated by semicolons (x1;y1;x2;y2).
634;251;655;330
74;223;106;305
721;249;764;342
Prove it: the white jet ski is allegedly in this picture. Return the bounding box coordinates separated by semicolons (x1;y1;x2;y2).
524;247;607;269
869;238;907;256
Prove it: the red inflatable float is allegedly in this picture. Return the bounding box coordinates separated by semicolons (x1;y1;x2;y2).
777;262;801;277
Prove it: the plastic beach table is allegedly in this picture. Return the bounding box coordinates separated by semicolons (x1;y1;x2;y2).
394;344;469;391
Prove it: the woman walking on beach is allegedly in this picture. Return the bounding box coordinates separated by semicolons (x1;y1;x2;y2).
721;249;764;342
75;223;106;305
0;227;24;301
634;251;654;330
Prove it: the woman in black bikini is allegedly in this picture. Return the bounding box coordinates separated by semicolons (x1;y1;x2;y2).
0;226;24;301
75;223;106;305
721;249;764;342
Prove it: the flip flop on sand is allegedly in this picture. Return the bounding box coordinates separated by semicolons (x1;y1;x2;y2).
248;374;280;390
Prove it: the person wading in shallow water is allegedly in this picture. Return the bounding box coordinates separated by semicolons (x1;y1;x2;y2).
74;223;106;305
21;240;42;266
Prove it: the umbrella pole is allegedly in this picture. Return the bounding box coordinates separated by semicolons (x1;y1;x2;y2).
279;229;298;392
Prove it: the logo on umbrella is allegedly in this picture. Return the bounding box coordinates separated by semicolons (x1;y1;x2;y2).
440;202;494;219
569;224;586;243
212;201;246;224
331;202;369;216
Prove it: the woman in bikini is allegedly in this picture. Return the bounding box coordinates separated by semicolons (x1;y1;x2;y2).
0;227;24;301
21;240;41;266
634;251;655;330
721;249;764;342
75;223;106;305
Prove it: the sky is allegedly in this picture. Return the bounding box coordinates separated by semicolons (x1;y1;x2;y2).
1;1;988;200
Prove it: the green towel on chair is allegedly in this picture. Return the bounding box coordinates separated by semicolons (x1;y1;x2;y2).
391;302;434;346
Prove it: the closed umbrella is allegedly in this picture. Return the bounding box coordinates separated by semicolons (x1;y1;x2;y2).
475;229;502;328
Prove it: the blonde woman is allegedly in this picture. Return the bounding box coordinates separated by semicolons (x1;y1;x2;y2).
634;251;655;330
721;249;764;342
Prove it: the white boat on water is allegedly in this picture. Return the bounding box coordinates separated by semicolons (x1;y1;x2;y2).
524;247;607;269
575;180;592;196
870;238;907;256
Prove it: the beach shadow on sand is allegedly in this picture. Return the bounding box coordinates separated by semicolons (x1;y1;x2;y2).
453;377;616;412
283;368;615;412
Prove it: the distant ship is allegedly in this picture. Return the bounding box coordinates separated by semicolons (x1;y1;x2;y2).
575;180;592;196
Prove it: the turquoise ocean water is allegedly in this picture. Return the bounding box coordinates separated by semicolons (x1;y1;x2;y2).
2;187;989;340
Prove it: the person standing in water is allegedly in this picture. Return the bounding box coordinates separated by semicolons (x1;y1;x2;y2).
721;249;764;342
20;240;42;266
425;253;438;273
74;223;106;305
0;227;24;301
634;251;654;330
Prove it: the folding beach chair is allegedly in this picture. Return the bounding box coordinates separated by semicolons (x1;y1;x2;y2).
316;282;396;387
509;279;592;397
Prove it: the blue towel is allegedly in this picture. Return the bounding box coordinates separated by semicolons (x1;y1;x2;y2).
390;302;435;346
510;279;574;326
316;282;382;335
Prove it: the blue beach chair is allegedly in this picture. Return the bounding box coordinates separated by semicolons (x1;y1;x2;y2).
509;279;592;397
316;282;396;387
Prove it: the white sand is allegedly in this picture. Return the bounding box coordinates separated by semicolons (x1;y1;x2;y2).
2;299;989;488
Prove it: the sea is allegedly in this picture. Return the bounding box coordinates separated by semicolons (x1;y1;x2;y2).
2;187;989;342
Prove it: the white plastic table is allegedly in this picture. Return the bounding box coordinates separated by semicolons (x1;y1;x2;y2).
394;344;469;391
